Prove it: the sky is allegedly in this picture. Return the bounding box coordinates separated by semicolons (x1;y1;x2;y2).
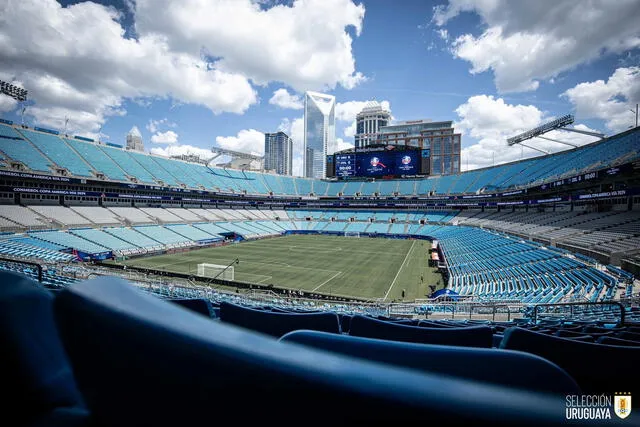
0;0;639;175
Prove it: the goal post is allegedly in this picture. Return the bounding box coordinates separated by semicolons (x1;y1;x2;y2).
344;231;360;238
197;263;235;281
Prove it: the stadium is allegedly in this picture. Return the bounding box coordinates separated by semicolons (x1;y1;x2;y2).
2;1;640;425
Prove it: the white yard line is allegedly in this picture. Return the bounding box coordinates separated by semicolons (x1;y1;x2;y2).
254;275;273;284
383;240;416;301
311;271;343;292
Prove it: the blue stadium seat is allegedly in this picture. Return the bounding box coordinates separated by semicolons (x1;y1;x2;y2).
167;298;215;318
219;301;340;336
280;330;580;395
349;315;493;348
500;327;640;394
52;277;571;426
0;271;88;426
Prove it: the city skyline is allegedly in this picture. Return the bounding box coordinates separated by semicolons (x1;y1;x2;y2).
0;1;637;176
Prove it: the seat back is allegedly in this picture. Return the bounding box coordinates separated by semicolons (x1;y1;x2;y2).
53;277;572;426
167;298;214;317
350;315;493;347
501;327;640;394
219;301;340;336
0;271;87;425
280;330;580;395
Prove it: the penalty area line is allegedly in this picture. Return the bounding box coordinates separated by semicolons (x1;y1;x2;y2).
311;271;343;292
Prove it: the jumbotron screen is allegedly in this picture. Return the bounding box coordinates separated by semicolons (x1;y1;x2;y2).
355;150;420;177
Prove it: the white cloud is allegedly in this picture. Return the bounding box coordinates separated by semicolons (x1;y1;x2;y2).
563;66;640;132
151;130;178;144
147;118;177;133
434;0;640;92
0;94;18;113
269;88;304;110
456;95;598;170
215;128;265;156
330;137;354;154
150;144;215;160
0;0;259;135
134;0;367;91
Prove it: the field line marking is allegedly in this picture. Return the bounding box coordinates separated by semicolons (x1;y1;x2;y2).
311;271;343;292
383;240;416;301
254;275;273;284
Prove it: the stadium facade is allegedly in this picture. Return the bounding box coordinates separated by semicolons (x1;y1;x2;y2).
264;131;293;175
303;91;335;179
376;120;461;175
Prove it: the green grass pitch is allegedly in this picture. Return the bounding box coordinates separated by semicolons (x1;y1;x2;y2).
115;234;444;301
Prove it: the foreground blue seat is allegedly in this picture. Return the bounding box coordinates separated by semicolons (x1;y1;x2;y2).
349;315;493;347
53;277;572;426
0;271;88;426
219;301;340;336
167;298;214;318
501;327;640;394
280;330;580;395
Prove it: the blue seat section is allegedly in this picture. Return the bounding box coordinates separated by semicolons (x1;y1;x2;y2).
219;302;340;337
0;130;52;172
294;178;312;195
360;181;379;195
167;298;215;318
398;180;416;195
30;230;109;255
99;145;157;184
17;129;95;177
343;222;370;233
388;223;406;234
164;224;220;241
280;330;580;395
52;277;569;426
428;226;618;303
341;181;363;195
501;327;640;394
133;225;192;245
64;138;129;181
192;222;235;237
151;156;201;188
243;171;271;194
127;152;178;186
377;180;398;195
69;228;138;251
103;227;162;249
349;315;493;348
0;123;23;139
261;173;285;194
0;236;74;261
224;169;254;193
280;176;297;195
366;223;390;233
312;180;329;196
0;271;88;425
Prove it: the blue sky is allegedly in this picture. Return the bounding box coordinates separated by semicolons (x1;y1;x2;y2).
0;0;638;173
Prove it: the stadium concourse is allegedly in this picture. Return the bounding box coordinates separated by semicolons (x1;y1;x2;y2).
1;120;640;425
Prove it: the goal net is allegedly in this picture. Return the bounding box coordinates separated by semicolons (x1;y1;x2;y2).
197;263;235;281
344;232;360;238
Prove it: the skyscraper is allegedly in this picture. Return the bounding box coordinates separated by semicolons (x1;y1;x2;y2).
264;131;293;175
355;101;391;149
304;91;335;179
126;126;144;152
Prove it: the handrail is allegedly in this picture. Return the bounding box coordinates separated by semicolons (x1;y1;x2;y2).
532;301;626;325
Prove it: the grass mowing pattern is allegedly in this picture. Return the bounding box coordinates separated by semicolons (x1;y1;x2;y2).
115;234;444;301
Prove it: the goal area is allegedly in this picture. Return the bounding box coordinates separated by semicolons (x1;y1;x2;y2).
197;263;235;281
344;232;361;238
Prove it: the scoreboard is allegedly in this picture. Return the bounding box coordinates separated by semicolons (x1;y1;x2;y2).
330;149;422;178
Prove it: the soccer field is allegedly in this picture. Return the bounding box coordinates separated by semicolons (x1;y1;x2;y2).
115;234;444;301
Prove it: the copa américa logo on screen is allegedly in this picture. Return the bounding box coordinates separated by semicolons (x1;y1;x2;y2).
401;155;411;165
565;393;632;420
